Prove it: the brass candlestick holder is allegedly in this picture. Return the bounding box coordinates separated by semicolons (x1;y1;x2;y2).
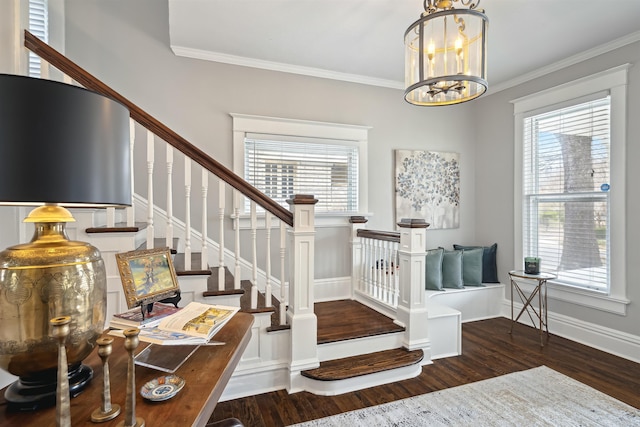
51;316;71;427
91;337;121;422
117;329;144;427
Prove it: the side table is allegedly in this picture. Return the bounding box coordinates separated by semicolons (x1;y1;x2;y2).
508;270;557;347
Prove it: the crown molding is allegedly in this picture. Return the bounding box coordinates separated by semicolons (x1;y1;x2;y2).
170;45;404;90
488;30;640;95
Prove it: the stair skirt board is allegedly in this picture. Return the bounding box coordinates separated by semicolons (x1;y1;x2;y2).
300;363;423;396
220;363;291;402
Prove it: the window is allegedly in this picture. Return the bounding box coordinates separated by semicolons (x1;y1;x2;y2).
244;136;359;213
512;65;629;314
523;97;610;292
28;0;48;78
232;114;369;224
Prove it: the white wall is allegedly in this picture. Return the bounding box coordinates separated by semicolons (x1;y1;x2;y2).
62;0;479;279
474;41;640;337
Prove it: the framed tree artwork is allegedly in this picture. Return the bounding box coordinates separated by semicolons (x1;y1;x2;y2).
395;149;460;229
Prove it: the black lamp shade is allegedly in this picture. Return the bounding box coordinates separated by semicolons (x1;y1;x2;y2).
0;74;131;207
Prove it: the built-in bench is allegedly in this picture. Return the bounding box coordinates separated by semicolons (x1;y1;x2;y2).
426;283;505;323
426;283;505;359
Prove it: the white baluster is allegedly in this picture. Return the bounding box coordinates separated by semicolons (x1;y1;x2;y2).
106;207;115;228
184;159;192;270
41;61;50;79
217;179;225;289
201;170;209;271
279;222;287;325
165;145;174;249
264;212;272;307
374;239;382;300
363;238;372;296
393;242;400;307
250;201;258;309
146;131;155;249
127;118;135;227
62;74;72;85
360;237;367;293
233;191;241;290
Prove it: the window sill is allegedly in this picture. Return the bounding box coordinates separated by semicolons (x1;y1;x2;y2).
231;212;373;229
512;278;630;315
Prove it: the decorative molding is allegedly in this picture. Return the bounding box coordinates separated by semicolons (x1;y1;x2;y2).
170;45;404;90
490;31;640;95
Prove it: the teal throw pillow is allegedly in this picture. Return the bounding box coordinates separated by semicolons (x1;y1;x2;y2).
425;248;444;291
453;243;499;283
461;248;484;286
442;250;464;289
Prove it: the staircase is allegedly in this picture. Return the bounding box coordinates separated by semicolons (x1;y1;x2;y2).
20;30;435;401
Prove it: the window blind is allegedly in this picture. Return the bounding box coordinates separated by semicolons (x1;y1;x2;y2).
523;96;610;291
28;0;48;78
244;137;359;213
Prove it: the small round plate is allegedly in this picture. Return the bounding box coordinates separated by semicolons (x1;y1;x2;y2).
140;375;185;401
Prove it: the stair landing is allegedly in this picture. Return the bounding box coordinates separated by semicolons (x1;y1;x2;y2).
315;299;404;344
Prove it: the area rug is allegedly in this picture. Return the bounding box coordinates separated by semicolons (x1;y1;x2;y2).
289;366;639;426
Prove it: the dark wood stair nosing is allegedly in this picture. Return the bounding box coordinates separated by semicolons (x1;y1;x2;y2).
86;222;145;234
301;348;423;382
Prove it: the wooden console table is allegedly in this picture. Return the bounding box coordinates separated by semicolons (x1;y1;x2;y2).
0;312;253;427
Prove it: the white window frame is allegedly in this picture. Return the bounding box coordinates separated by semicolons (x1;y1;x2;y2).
231;113;370;228
512;65;630;315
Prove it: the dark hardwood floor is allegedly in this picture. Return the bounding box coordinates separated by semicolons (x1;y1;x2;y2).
210;316;640;426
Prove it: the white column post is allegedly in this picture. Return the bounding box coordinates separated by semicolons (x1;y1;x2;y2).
395;218;431;358
286;194;318;393
349;216;368;299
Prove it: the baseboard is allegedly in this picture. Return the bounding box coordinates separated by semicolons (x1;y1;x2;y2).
500;299;640;363
314;276;352;302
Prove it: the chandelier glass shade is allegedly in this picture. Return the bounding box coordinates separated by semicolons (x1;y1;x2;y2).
404;0;488;106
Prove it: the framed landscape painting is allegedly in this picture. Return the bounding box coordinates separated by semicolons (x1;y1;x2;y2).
395;149;460;229
116;247;180;308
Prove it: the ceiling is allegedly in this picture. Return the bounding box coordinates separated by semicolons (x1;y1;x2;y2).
168;0;640;94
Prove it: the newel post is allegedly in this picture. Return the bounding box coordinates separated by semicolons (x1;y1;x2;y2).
349;216;368;298
286;194;319;392
396;218;431;357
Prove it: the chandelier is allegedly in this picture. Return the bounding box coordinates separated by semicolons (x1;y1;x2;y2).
404;0;488;106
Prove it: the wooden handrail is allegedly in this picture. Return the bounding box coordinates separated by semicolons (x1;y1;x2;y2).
23;30;294;227
357;229;400;243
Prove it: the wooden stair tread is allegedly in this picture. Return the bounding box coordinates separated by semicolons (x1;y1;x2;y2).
315;300;404;344
173;252;211;275
301;348;423;381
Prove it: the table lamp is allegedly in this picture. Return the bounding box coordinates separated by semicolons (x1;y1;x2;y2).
0;74;131;410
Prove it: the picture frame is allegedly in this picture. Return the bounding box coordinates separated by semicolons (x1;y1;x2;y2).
116;248;180;309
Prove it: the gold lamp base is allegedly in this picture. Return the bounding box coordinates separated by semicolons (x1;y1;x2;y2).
0;206;107;410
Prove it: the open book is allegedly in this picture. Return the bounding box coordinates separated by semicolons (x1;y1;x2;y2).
110;302;238;345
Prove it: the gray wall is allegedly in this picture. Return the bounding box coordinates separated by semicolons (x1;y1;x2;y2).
474;42;640;336
63;0;479;279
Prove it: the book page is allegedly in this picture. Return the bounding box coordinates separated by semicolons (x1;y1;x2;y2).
158;302;238;339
